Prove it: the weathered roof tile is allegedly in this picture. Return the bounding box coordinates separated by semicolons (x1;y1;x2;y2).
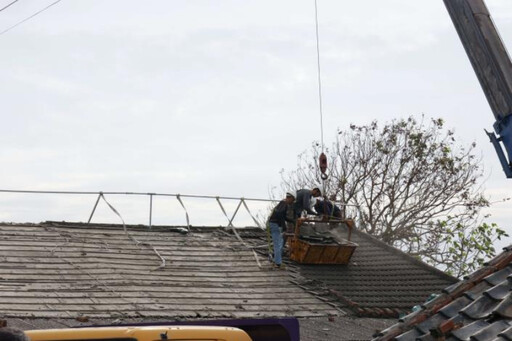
465;281;494;301
484;281;510;301
491;337;509;341
374;246;512;341
484;268;512;286
451;320;490;341
497;326;512;340
471;321;512;341
395;327;422;341
415;313;448;334
446;337;460;341
444;281;468;295
417;333;436;341
460;295;501;320
440;296;473;318
492;293;512;319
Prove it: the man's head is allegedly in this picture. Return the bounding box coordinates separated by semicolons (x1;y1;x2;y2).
312;187;322;197
285;192;295;204
0;328;30;341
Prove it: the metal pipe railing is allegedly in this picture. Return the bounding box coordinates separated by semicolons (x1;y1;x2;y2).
0;189;360;228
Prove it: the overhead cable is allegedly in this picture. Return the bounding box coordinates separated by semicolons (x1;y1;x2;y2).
0;0;62;36
0;0;19;13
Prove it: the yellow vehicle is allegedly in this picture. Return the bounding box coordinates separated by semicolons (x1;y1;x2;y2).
25;325;252;341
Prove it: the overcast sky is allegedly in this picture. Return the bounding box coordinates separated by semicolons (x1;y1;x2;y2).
1;0;511;237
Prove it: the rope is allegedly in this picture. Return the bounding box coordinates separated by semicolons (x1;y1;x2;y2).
176;194;191;232
218;198;265;268
217;197;267;268
241;198;263;229
216;197;232;226
228;200;243;228
228;220;264;268
99;193;166;270
92;193;264;270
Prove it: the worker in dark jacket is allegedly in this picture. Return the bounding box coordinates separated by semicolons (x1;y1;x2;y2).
295;187;322;218
268;192;296;269
314;198;342;219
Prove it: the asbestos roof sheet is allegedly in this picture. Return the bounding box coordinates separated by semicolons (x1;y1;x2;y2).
373;245;512;341
0;222;340;320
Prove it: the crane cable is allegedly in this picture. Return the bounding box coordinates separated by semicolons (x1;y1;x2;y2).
314;0;329;182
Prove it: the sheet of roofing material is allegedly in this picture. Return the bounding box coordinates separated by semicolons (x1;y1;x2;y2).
374;245;512;341
0;222;339;319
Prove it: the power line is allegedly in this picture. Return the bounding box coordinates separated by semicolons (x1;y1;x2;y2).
0;0;62;36
0;0;19;13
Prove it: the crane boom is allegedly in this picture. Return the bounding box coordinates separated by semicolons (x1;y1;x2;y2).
444;0;512;177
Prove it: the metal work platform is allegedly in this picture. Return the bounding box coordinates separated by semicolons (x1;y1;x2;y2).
288;218;358;265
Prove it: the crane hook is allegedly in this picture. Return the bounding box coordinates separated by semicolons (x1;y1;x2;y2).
319;152;328;180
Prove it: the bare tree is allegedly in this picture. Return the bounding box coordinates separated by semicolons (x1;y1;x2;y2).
281;117;508;277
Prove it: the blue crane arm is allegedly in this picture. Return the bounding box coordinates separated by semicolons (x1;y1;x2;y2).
444;0;512;178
